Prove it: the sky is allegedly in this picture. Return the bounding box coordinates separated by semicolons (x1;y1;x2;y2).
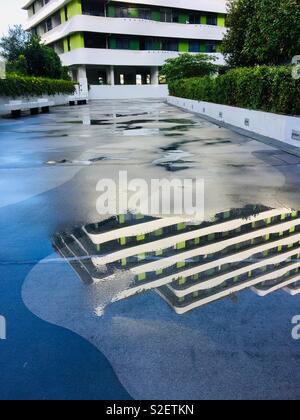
0;0;27;37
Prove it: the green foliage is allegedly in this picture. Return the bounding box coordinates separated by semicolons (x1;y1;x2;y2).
160;53;218;83
0;26;70;80
169;66;300;116
0;25;30;62
223;0;300;67
0;74;75;97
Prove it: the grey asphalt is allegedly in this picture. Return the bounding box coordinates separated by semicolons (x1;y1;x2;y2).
1;99;300;400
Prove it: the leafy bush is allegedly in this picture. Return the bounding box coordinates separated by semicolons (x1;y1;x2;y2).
1;26;70;80
223;0;300;67
169;66;300;116
160;53;218;83
0;74;75;97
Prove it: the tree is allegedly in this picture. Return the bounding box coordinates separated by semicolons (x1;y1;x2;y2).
0;26;70;80
24;35;66;79
223;0;300;67
160;53;218;83
0;25;30;62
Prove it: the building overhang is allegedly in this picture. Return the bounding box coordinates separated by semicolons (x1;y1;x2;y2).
41;15;226;45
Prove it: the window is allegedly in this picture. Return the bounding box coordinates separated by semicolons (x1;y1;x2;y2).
189;40;200;53
160;8;172;22
189;14;200;24
64;6;68;21
67;36;71;52
139;8;151;20
206;42;217;53
116;37;130;49
45;18;52;32
116;6;129;18
172;11;180;23
207;13;217;25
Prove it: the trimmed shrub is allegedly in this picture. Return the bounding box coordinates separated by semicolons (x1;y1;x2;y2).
169;66;300;116
0;74;75;97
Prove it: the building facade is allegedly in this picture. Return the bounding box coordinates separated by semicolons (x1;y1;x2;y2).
23;0;227;94
54;206;300;314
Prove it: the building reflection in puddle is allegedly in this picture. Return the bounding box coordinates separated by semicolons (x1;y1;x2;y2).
53;205;300;315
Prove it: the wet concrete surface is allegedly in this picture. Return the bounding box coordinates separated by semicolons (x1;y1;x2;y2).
1;99;300;400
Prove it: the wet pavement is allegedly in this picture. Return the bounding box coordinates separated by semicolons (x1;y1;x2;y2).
1;99;300;400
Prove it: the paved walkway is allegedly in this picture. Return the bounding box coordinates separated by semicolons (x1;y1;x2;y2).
1;99;300;399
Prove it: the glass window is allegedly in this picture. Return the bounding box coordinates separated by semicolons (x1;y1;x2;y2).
207;13;217;25
189;40;200;53
139;8;151;20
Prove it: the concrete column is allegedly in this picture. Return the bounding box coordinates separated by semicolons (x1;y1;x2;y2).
107;65;115;85
77;65;88;96
151;66;159;85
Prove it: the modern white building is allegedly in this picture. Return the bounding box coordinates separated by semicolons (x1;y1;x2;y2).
23;0;227;98
54;206;300;314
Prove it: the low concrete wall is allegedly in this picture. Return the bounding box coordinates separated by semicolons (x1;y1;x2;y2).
89;84;168;100
167;96;300;149
0;94;70;116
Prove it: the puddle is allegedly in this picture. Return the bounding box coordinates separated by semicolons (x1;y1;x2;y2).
46;156;129;166
53;205;300;315
153;150;195;172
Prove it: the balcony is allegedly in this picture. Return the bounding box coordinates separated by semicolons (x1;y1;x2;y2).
41;15;226;46
59;48;225;68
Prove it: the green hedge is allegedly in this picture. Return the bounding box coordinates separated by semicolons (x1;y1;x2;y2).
0;74;75;97
169;66;300;116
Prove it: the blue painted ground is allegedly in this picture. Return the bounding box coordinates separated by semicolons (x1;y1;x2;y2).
0;204;131;400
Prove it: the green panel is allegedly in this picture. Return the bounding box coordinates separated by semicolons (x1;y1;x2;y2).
129;39;140;50
179;41;189;52
70;33;84;50
67;0;82;18
109;37;117;49
63;38;69;53
177;223;185;231
60;8;66;23
107;5;116;17
177;261;186;269
151;10;161;21
200;42;206;53
200;15;207;25
138;273;146;281
178;277;186;285
176;241;186;250
179;13;189;24
216;43;223;53
129;8;139;18
217;14;226;27
118;214;125;223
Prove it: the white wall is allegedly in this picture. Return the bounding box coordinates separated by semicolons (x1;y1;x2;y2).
42;15;226;45
24;0;227;29
89;84;168;100
0;94;70;116
168;96;300;148
60;48;225;67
